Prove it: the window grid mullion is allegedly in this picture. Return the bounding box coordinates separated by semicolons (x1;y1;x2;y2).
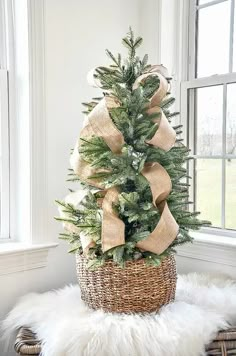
193;89;197;212
222;84;227;228
187;88;196;210
192;154;236;158
222;159;226;228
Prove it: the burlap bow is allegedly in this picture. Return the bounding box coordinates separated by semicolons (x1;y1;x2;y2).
69;65;179;255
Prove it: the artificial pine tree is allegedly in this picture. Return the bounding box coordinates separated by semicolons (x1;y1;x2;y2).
56;29;209;270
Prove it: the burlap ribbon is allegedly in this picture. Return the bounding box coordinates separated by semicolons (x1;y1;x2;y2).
101;187;125;252
70;97;124;189
69;65;179;255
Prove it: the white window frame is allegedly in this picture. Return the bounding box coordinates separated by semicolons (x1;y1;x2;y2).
0;0;10;239
180;0;236;238
0;70;10;239
0;0;57;274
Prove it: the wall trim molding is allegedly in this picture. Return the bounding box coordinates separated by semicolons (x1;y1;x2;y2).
177;234;236;267
0;243;58;275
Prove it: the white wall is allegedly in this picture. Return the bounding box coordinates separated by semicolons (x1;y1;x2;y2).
0;0;160;353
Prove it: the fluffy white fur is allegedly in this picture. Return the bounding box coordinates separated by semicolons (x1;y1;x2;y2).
2;273;236;356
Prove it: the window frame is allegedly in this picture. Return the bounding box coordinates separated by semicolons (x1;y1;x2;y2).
0;69;10;239
0;0;11;240
0;0;53;245
0;0;57;274
180;0;236;237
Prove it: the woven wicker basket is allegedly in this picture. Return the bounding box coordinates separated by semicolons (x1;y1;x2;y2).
76;253;177;313
14;327;236;355
14;328;41;355
205;328;236;355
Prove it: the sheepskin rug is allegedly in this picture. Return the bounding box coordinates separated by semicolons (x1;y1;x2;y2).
2;273;236;356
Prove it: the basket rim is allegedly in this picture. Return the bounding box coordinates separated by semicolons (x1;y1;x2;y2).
76;252;175;268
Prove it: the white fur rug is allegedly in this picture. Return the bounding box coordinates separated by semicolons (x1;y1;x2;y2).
2;273;236;356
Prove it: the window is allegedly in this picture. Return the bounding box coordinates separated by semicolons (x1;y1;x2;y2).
0;0;53;247
181;0;236;235
0;1;57;271
0;0;11;239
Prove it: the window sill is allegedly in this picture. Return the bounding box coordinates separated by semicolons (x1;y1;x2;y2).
0;242;58;275
177;231;236;267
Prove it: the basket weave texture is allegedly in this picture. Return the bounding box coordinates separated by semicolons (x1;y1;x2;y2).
206;328;236;355
14;327;236;355
14;328;41;355
76;253;177;314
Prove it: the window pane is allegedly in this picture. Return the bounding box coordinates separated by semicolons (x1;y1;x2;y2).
226;83;236;155
197;2;230;77
195;86;223;155
195;159;222;227
225;159;236;229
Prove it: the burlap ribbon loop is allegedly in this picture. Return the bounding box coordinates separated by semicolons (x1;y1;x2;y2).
101;187;125;251
133;71;168;107
136;201;179;254
141;162;171;207
70;96;124;189
68;65;179;255
82;96;124;153
146;107;176;151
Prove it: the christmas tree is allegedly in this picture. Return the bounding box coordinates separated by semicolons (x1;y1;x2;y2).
56;29;209;270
